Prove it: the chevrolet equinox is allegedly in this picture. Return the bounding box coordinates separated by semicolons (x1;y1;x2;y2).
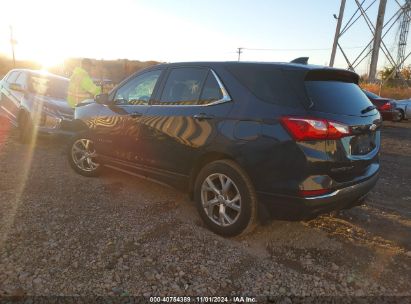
68;61;381;236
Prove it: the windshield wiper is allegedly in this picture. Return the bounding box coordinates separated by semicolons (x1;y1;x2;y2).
361;105;376;114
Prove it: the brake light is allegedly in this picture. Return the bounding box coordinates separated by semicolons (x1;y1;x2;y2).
280;116;351;141
380;102;392;111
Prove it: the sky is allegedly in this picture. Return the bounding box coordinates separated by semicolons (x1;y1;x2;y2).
0;0;406;74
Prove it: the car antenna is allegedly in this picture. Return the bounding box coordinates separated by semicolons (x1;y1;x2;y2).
290;57;309;64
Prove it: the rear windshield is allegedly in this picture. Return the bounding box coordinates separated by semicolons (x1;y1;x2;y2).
226;65;302;107
305;81;376;116
363;90;380;99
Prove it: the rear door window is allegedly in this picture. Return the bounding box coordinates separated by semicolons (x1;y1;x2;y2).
305;81;377;116
198;72;223;105
226;64;302;107
159;67;208;105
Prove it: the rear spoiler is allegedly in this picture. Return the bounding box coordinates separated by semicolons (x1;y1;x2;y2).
290;57;309;64
289;57;359;84
305;69;359;84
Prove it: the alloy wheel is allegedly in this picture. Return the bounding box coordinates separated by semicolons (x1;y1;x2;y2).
71;139;100;172
201;173;241;227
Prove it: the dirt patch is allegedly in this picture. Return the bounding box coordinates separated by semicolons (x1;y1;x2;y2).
0;115;410;296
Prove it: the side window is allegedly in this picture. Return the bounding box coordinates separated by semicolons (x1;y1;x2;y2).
198;72;223;105
15;72;28;89
227;65;301;107
114;70;162;105
159;68;208;105
6;71;20;84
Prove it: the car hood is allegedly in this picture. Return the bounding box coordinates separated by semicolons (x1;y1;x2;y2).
76;98;96;107
33;95;74;117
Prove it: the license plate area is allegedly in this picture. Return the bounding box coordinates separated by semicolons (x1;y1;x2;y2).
350;132;376;155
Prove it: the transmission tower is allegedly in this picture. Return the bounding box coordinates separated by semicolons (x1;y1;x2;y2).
397;0;411;71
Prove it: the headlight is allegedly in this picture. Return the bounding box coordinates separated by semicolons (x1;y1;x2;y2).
40;113;61;129
42;104;58;115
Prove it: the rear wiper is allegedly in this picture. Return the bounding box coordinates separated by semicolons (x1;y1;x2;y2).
361;105;376;114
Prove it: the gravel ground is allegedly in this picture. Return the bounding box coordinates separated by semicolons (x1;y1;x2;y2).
0;116;410;297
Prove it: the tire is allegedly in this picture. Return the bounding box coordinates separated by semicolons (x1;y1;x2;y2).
18;112;34;144
397;110;404;122
68;132;102;177
194;159;258;237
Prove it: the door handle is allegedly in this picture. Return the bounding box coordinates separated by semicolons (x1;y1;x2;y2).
129;112;143;118
193;113;214;121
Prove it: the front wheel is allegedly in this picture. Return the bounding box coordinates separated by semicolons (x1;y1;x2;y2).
194;160;258;237
68;133;102;177
18;112;34;144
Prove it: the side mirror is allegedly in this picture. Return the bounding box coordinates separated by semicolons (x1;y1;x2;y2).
9;83;25;92
95;93;113;105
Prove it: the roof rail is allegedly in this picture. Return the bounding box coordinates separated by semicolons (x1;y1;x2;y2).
290;57;309;64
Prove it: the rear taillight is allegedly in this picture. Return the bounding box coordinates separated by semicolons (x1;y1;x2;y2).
380;102;392;111
280;116;351;141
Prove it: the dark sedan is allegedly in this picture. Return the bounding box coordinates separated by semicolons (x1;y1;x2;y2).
362;89;400;121
0;69;74;142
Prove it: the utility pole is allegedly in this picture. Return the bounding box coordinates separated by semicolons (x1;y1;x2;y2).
369;0;387;82
9;25;16;68
100;58;104;92
330;0;346;67
237;48;243;61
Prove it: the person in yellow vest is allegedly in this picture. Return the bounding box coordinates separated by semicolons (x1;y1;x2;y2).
67;58;101;108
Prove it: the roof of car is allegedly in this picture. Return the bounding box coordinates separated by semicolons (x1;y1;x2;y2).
7;69;69;81
140;61;359;85
151;61;350;72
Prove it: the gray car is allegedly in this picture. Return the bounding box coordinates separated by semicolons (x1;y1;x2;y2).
395;99;411;121
0;69;74;142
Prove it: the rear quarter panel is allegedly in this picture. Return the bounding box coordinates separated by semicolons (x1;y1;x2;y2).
211;66;309;194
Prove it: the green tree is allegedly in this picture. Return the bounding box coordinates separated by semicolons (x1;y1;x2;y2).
379;66;395;81
401;65;411;80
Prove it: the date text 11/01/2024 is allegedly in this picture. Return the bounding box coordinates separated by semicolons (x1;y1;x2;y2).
149;296;257;303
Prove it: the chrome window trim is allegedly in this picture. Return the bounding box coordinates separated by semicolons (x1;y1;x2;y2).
151;68;232;107
109;104;150;107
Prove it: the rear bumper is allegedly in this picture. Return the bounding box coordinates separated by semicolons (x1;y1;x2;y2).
257;171;379;219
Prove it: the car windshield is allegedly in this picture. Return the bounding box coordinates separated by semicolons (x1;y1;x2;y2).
29;75;69;100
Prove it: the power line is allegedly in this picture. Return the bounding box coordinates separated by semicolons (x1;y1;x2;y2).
239;46;366;52
330;0;408;82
